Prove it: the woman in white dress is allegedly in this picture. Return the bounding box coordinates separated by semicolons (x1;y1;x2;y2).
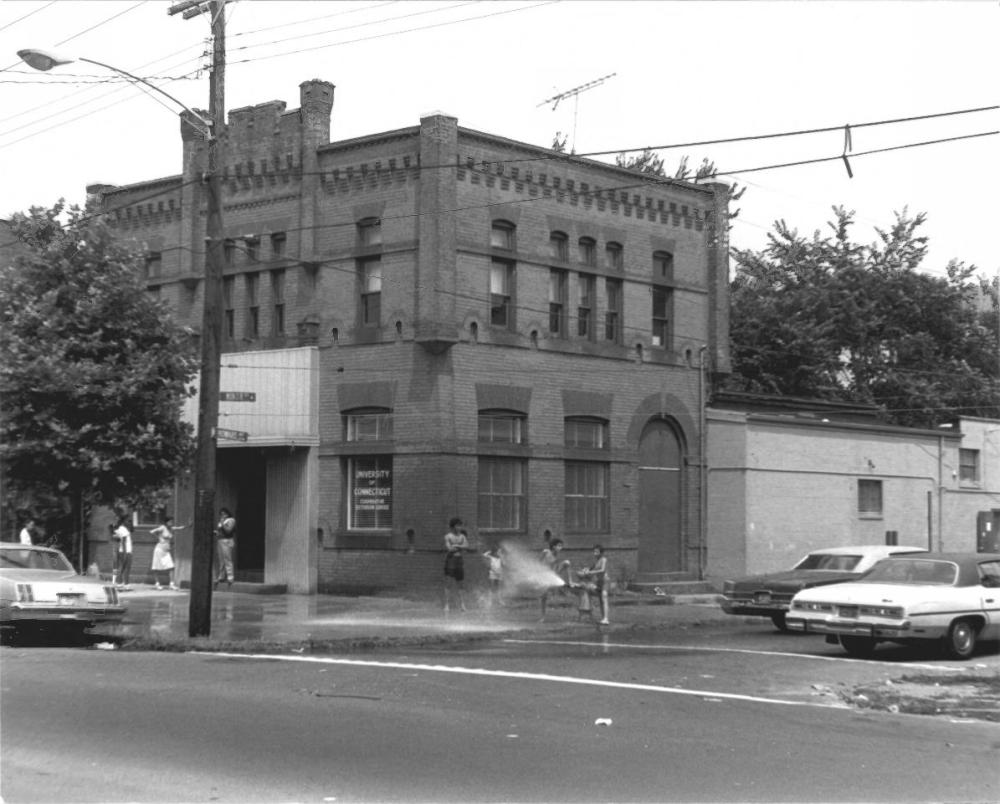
150;516;183;590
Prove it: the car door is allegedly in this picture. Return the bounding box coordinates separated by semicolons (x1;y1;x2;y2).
978;560;1000;638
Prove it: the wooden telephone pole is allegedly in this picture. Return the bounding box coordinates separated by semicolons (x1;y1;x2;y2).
168;0;226;637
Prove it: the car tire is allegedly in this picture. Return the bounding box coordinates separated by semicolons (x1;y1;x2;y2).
839;635;877;658
944;619;977;660
770;613;789;632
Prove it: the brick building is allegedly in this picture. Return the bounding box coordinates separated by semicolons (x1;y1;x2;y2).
88;80;732;593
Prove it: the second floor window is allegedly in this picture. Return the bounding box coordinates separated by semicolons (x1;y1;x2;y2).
245;237;259;264
549;231;568;261
145;252;162;279
565;417;608;449
652;286;671;348
491;220;515;250
223;275;235;339
359;258;382;327
270;231;286;258
479;410;525;444
653;251;674;282
578;273;595;339
246;272;260;339
345;408;393;441
549;269;567;335
959;449;980;483
358;218;382;247
605;279;622;343
490;260;513;328
224;239;236;267
578;237;596;266
271;269;285;336
606;242;623;271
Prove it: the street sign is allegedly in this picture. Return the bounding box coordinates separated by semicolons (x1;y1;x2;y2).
220;391;256;402
215;427;249;442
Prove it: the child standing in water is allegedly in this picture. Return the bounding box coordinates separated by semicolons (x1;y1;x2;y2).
576;544;610;625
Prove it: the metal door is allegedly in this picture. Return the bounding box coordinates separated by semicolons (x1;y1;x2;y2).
637;419;683;573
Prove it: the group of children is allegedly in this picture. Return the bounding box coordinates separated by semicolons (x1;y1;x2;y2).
481;537;611;625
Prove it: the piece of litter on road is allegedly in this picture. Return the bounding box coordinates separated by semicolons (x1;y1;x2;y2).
506;734;518;739
594;718;612;726
702;697;723;703
94;642;116;650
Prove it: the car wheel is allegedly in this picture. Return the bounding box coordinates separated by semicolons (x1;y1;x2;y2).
944;619;977;660
770;613;789;632
840;635;877;658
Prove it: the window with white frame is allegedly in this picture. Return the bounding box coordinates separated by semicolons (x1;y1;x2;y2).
858;479;883;516
490;220;515;250
358;217;382;247
478;410;525;444
605;278;622;343
565;462;609;532
478;457;525;531
652;286;671;348
549;231;568;261
565;417;608;449
359;257;382;327
490;259;514;328
606;241;623;271
345;408;393;442
347;455;393;529
246;272;260;339
549;269;567;335
959;449;980;483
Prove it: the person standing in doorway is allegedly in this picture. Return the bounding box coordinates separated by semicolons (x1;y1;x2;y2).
443;517;469;614
215;507;236;589
18;518;35;545
113;516;133;591
150;515;183;590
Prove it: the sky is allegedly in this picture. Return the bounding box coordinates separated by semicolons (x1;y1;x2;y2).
1;0;997;279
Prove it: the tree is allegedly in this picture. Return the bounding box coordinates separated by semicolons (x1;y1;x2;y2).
0;202;198;566
727;207;1000;427
614;150;745;221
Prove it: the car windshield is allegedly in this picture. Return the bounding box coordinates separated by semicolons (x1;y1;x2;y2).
863;558;957;585
0;548;74;572
794;553;862;571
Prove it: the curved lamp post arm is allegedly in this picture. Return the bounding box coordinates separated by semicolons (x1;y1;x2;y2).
16;48;212;136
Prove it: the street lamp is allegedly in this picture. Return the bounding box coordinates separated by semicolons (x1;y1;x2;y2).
18;19;227;637
16;49;212;136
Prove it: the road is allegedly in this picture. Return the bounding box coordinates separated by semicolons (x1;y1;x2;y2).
2;626;998;803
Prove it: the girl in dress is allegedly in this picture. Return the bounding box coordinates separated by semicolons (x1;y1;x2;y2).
150;515;183;590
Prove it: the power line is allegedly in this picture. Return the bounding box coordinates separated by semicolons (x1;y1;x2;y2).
230;1;401;37
227;1;558;65
0;1;57;35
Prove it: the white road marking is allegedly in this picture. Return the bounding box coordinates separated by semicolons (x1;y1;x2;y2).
199;652;834;709
504;638;969;672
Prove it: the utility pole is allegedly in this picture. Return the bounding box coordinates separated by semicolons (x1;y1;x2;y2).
169;0;226;637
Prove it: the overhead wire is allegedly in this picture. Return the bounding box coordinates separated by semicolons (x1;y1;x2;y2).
0;1;58;35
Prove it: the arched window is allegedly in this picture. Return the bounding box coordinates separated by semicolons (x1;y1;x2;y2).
578;236;596;266
549;231;568;261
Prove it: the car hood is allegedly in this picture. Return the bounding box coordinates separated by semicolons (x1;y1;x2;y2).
728;570;859;593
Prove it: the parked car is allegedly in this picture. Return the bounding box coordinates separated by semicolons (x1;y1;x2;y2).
785;552;1000;659
0;543;125;635
721;545;927;631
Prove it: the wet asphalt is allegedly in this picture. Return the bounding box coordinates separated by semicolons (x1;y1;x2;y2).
94;584;729;646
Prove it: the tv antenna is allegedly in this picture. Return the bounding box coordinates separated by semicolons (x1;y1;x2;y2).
538;72;616;154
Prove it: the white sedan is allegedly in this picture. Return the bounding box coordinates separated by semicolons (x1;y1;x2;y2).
0;543;125;635
785;552;1000;659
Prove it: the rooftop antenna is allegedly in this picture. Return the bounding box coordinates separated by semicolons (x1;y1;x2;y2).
538;72;616;154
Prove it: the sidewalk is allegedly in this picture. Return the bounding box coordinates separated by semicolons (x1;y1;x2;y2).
98;584;730;650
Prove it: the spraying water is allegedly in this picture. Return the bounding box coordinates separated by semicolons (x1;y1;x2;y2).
499;539;567;595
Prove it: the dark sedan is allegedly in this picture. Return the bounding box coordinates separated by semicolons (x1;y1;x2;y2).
721;544;926;630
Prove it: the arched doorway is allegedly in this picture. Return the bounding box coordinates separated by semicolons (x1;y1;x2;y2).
638;418;684;574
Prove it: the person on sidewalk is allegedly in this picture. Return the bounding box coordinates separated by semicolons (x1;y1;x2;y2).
112;516;133;591
539;538;570;622
18;518;35;545
443;517;470;613
482;544;506;609
215;508;236;589
150;515;183;590
576;544;610;625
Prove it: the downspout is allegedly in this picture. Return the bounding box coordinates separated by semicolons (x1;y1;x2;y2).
699;345;708;580
937;433;945;552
